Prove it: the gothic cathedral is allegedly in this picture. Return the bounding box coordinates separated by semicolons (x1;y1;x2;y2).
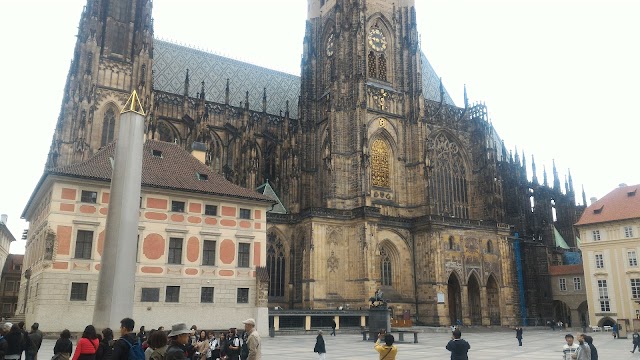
48;0;584;326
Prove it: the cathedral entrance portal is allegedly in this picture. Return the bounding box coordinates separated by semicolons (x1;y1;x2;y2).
448;273;462;326
487;275;501;325
468;274;482;325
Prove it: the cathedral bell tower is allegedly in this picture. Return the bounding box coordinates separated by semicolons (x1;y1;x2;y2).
299;0;425;211
47;0;154;168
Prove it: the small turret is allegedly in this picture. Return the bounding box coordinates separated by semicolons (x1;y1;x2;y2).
225;78;230;105
183;69;190;97
552;159;561;191
532;155;539;185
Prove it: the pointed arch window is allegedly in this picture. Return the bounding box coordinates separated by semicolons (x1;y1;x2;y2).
267;233;286;297
207;137;223;174
378;54;387;82
487;240;493;254
428;134;470;218
101;108;116;146
158;122;176;143
371;139;390;188
380;247;392;286
368;51;377;78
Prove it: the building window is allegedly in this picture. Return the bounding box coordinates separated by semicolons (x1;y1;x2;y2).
237;288;249;304
631;278;640;299
592;230;601;241
448;236;455;250
4;281;14;292
381;247;392;287
202;240;216;266
595;253;604;269
597;279;609;299
371;139;391;188
378;54;387;81
624;226;634;238
12;264;21;272
165;286;180;303
486;240;493;254
629;251;638;267
599;300;611;312
101;108;116;146
238;243;250;268
239;208;251;220
171;201;185;213
201;287;214;303
141;288;160;302
428;133;469;219
559;278;567;291
152;149;163;158
267;234;285;297
70;283;88;301
573;277;582;291
204;205;218;216
368;51;377;78
196;173;209;181
74;230;94;259
1;304;11;314
80;190;98;203
168;238;183;264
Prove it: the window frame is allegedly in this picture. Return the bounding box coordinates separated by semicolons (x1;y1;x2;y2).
624;226;634;238
597;279;609;299
70;282;89;301
573;277;582;291
165;286;180;303
599;300;611;312
595;253;604;269
237;243;251;268
74;230;94;260
80;190;98;204
631;278;640;299
168;237;183;265
171;200;185;213
559;278;567;291
202;240;216;266
141;287;160;302
237;288;249;304
201;287;215;303
628;250;638;267
592;230;601;241
204;204;218;216
239;208;252;220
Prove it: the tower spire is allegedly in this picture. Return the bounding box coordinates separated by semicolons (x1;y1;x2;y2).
552;159;561;190
543;165;548;187
531;155;538;185
582;185;588;206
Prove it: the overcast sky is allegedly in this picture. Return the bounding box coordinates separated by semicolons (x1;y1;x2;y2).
1;0;638;254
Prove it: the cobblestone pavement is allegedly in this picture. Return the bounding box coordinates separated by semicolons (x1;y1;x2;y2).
37;329;639;359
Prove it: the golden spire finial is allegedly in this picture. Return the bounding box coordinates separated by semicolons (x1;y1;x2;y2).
121;90;146;115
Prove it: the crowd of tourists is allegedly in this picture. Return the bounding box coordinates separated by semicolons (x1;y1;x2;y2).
0;318;260;360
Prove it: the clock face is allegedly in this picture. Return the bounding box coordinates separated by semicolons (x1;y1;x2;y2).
368;28;387;52
326;33;335;57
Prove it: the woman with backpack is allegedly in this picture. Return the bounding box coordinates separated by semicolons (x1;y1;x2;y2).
96;329;114;360
72;326;100;360
53;330;73;360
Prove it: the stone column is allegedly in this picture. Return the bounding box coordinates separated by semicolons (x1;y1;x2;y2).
462;285;470;325
481;286;490;326
92;92;145;330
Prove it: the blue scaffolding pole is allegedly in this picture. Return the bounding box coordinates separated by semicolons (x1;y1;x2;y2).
513;232;527;326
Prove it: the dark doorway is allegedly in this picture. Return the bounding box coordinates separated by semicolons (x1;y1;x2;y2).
553;300;571;327
448;273;462;326
468;274;482;325
487;275;501;325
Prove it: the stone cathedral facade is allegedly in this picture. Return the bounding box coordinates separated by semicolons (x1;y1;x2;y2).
45;0;585;326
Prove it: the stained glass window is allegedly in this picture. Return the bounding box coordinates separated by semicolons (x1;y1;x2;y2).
101;108;116;146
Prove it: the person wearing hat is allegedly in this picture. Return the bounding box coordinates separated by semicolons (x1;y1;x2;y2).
165;324;192;360
242;319;260;360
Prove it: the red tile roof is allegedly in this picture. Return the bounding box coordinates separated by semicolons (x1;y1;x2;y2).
48;140;274;203
548;264;584;276
575;184;640;226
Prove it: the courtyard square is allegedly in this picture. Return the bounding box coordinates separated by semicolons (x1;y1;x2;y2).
37;328;638;359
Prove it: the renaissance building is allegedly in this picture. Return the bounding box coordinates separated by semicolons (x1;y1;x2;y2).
31;0;585;326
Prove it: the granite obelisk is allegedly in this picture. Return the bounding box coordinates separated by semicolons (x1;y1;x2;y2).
93;91;145;329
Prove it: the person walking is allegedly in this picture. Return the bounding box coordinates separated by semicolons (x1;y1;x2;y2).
52;330;73;360
313;331;326;360
71;326;100;360
515;327;523;346
374;332;397;360
112;318;139;360
166;324;193;360
631;330;640;353
330;320;336;337
146;331;168;360
584;335;597;360
96;328;115;360
563;334;578;360
573;334;591;360
446;330;470;360
242;319;260;360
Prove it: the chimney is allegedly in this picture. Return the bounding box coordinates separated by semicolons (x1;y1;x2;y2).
191;142;207;164
590;197;598;205
0;214;6;225
619;183;628;188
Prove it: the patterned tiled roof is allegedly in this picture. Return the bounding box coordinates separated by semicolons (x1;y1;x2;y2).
48;140;274;203
153;39;456;118
575;184;640;225
153;40;301;118
421;52;455;106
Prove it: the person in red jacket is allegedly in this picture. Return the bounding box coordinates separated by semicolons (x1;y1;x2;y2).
72;326;99;360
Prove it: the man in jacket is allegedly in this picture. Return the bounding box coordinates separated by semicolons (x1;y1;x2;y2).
446;330;470;360
632;331;640;353
25;324;42;360
112;318;138;360
242;319;260;360
166;324;192;360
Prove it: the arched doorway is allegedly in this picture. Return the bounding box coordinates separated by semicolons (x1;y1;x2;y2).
487;275;501;325
553;300;571;326
578;301;589;327
447;273;462;326
468;274;482;325
598;317;615;327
